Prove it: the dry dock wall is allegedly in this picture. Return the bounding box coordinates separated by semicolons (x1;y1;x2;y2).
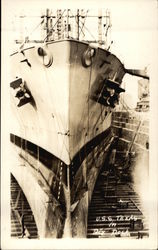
111;111;149;185
112;111;149;152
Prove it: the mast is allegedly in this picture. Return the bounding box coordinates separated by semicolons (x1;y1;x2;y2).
45;9;54;41
45;9;50;42
98;9;102;46
57;9;62;40
80;9;85;40
76;9;80;40
66;9;70;38
104;9;111;49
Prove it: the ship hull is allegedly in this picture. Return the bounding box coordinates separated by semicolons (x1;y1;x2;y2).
10;39;125;165
10;127;114;238
10;39;126;237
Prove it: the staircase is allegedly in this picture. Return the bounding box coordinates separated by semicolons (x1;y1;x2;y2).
87;168;149;238
10;175;38;239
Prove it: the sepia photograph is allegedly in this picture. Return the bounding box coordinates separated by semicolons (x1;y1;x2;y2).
1;0;158;249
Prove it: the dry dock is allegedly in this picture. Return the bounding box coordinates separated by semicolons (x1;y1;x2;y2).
10;111;149;239
87;111;149;238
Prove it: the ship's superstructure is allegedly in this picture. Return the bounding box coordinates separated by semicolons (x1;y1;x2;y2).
10;9;149;238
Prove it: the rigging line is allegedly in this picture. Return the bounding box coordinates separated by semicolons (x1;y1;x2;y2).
19;19;45;50
87;67;117;126
10;95;27;135
79;19;97;42
43;9;66;42
119;97;131;113
42;64;65;133
92;108;106;130
10;71;29;156
84;49;112;126
42;65;71;160
88;99;112;140
91;123;110;171
73;61;95;137
56;113;70;167
69;70;94;179
69;42;79;156
74;93;89;139
91;102;112;132
10;95;29;162
73;45;100;137
100;104;104;122
97;111;111;128
69;9;82;39
87;88;108;132
68;50;95;158
84;62;93;172
10;95;25;129
72;69;97;139
60;23;68;38
64;62;87;143
78;10;89;37
127;117;144;154
76;60;93;168
87;61;93;134
70;9;96;42
70;10;89;36
72;32;102;135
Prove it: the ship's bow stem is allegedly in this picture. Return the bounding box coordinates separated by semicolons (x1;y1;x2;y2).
63;165;72;237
